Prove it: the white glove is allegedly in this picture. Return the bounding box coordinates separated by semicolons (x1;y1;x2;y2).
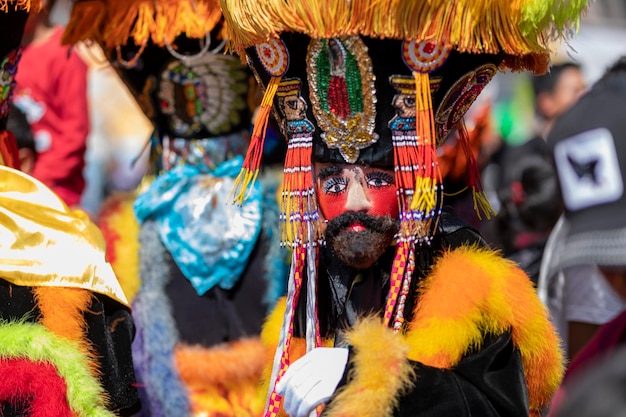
275;347;349;417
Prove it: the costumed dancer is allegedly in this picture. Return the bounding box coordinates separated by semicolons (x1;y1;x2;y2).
220;0;589;416
0;1;139;416
63;1;288;416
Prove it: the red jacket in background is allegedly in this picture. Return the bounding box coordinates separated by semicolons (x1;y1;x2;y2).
14;26;89;207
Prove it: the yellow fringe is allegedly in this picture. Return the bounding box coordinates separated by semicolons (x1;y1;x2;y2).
410;176;437;214
61;0;107;46
63;0;223;48
0;0;42;12
472;187;496;221
221;0;588;74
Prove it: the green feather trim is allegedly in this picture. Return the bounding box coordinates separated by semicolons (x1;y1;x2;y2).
0;320;114;417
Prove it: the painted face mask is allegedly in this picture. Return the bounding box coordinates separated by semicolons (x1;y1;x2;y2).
315;162;399;268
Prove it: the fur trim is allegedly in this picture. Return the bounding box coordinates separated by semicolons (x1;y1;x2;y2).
133;220;189;417
98;191;141;302
175;338;266;386
324;317;414;417
33;287;99;377
0;320;114;417
175;338;267;416
405;245;564;412
0;358;73;417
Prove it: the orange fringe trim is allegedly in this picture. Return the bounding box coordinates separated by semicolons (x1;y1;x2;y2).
175;338;266;387
63;0;224;49
231;76;281;206
0;0;42;12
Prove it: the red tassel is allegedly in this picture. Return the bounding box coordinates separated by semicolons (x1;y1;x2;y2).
456;120;495;220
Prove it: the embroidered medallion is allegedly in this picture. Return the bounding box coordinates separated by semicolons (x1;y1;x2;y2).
256;39;289;77
402;40;451;73
158;53;248;137
307;36;377;164
435;64;497;141
0;48;21;121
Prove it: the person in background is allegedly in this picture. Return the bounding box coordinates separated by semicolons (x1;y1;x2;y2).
531;62;588;150
552;346;626;417
482;62;587;286
493;152;562;285
537;58;626;361
541;55;626;415
6;103;36;174
13;0;89;208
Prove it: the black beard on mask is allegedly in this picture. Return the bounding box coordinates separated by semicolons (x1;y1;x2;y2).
324;211;399;269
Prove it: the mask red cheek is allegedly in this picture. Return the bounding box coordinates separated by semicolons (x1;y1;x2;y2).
368;186;399;218
317;191;347;221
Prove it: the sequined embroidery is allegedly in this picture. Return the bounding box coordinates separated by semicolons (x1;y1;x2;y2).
307;36;377;163
435;64;497;141
158;53;248;137
0;48;22;121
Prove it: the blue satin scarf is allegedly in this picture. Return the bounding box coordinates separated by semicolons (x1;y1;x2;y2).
134;156;263;295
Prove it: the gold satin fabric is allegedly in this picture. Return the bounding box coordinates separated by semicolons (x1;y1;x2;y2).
0;166;128;306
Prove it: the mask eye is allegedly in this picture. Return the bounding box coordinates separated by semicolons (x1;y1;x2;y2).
322;177;348;195
403;96;416;108
366;171;394;188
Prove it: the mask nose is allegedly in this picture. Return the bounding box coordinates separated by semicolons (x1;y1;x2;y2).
344;180;373;212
